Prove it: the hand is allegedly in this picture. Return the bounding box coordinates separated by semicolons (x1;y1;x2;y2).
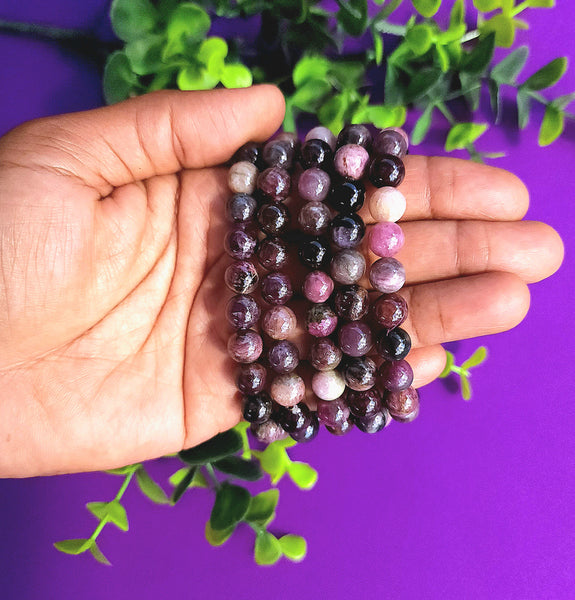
0;86;563;477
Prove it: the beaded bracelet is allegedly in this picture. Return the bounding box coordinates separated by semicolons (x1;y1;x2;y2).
224;124;419;444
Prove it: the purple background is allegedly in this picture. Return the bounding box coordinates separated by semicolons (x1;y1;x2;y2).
0;1;574;598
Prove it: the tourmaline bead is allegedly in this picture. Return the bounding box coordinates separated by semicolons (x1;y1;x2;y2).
271;373;306;407
290;411;320;443
337;124;372;150
225;260;259;294
368;187;407;222
251;419;288;443
375;327;412;361
303;271;334;303
326;417;354;436
298;167;331;202
385;387;420;422
369;257;406;294
333;285;369;321
226;193;257;224
316;396;350;428
262;139;295;169
305;126;337;151
371;293;408;329
373;127;409;159
261;272;293;305
309;337;343;371
242;392;273;424
354;410;388;433
226;294;260;330
306;303;338;337
300;139;333;170
378;359;414;392
274;131;300;152
369;155;406;188
257;202;290;235
298;202;332;235
329;213;366;249
227;330;263;363
334;144;370;180
228;160;258;194
257;166;291;200
330;249;366;285
257;236;288;271
261;305;297;340
275;402;310;432
224;228;258;260
312;369;346;401
347;388;382;418
298;237;330;269
231;141;261;167
338;321;373;357
268;340;300;374
237;362;267;394
343;356;377;391
328;180;365;214
369;222;405;257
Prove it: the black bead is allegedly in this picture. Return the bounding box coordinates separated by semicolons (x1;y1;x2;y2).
231;142;262;167
298;237;331;269
275;402;311;433
242;392;273;424
329;213;366;249
337;124;372;150
290;411;320;443
328;180;365;213
257;203;290;235
353;410;388;433
300;139;333;170
375;327;412;361
369;155;406;188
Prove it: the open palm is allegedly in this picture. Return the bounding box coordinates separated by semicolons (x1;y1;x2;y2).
0;86;562;478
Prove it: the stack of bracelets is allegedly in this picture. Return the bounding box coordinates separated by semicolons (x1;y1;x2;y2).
224;123;419;444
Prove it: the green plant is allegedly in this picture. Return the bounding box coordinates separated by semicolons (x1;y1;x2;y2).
439;346;488;400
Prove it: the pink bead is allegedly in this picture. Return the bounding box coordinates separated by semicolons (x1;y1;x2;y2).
303;271;334;303
334;144;370;180
271;373;306;407
369;222;405;257
368;187;406;222
298;168;331;202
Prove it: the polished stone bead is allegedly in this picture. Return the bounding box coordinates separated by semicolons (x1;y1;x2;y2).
231;141;262;167
385;387;420;422
236;362;267;394
329;213;365;249
274;131;300;151
298;167;331;202
257;236;288;271
257;202;290;235
371;293;408;329
309;337;343;371
312;369;346;401
338;321;373;357
328;180;365;214
326;417;354;435
262;139;295;169
227;330;263;363
368;187;407;222
343;356;377;391
225;260;259;294
274;402;310;432
226;294;260;330
242;392;273;424
369;257;406;293
298;201;332;235
373;127;409;158
305;126;337;151
303;271;334;303
347;388;382;418
300;139;333;170
224;227;258;260
354;409;389;433
270;373;306;407
298;237;330;269
334;285;369;321
378;359;414;391
369;222;405;257
330;249;366;285
226;193;257;224
316;396;350;428
289;411;320;443
334;144;370;180
369;155;406;188
257;166;291;200
268;340;300;374
337;124;372;150
228;160;258;194
306;303;338;337
375;327;412;361
261;306;297;340
251;419;288;443
261;272;293;305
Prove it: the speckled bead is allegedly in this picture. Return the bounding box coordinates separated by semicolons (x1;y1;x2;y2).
227;330;263;363
226;294;260;330
261;272;293;305
298;167;331;202
257;166;291;200
224;227;258;260
309;337;343;371
373;127;409;159
347;388;382;418
343;356;377;391
369;155;406;188
261;306;297;340
228;160;259;194
257;202;290;235
337;124;372;150
378;359;414;392
226;193;257;224
268;340;300;374
225;260;259;294
368;187;406;222
251;419;288;443
385;387;420;422
369;222;405;257
270;373;306;407
306;303;338;337
257;236;288;271
289;411;320;443
298;202;332;236
334;144;370;180
236;362;267;394
329;213;366;249
354;410;389;433
316;396;350;428
312;369;346;401
333;285;369;321
371;293;408;329
305;126;337;151
303;271;334;303
262;139;295;169
274;402;310;432
369;258;406;294
330;249;366;285
338;321;373;357
242;392;273;424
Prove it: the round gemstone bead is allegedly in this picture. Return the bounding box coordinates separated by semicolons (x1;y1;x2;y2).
226;294;260;330
368;187;407;222
373;128;409;159
305;126;337;151
330;249;366;285
338;321;373;357
228;160;258;194
343;356;377;391
326;417;354;435
375;327;412;361
329;213;366;249
300;139;333;170
316;396;350;428
371;293;408;329
354;410;388;433
242;392;273;424
303;271;334;303
251;419;288;443
312;369;346;401
261;272;293;305
271;374;306;407
369;257;406;294
261;306;297;340
231;142;261;167
225;260;258;294
328;180;365;214
347;388;382;418
274;131;300;152
333;285;369;321
224;228;258;260
369;222;405;257
298;167;331;202
257;236;288;271
337;124;372;150
226;193;257;224
268;340;300;374
369;155;406;188
227;330;263;363
334;144;370;180
309;337;343;371
237;362;267;394
262;139;295;169
385;387;420;422
257;202;290;235
275;402;310;433
298;237;330;269
306;303;338;337
298;202;332;235
290;411;320;443
378;359;414;392
257;166;291;200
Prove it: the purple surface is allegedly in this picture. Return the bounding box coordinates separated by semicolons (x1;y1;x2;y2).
1;1;574;598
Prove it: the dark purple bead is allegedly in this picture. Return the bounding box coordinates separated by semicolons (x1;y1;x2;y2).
369;155;406;188
329;213;365;249
309;337;343;371
268;340;299;374
373;128;408;159
226;193;257;224
328;180;365;213
347;388;382;418
257;202;290;235
326;418;354;436
306;303;338;337
237;362;267;394
298;202;332;235
316;396;350;428
378;360;414;391
257;166;291;200
231;141;262;167
227;330;263;363
261;272;293;305
257;236;288;271
275;402;310;433
337;124;372;150
224;228;258;260
262;139;295;169
226;294;260;330
242;392;273;424
371;293;408;329
375;327;411;361
385;387;420;422
300;139;333;170
343;356;377;391
338;321;373;357
298;237;330;269
224;261;258;294
290;411;320;443
354;410;388;433
334;285;369;321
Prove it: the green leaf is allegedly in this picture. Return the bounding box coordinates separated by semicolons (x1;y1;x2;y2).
87;500;129;531
293;55;331;87
291;79;332;112
103;51;138;105
450;0;465;27
287;461;318;490
210;483;251;530
411;0;441;18
213;456;263;481
373;31;384;66
405;24;433;56
481;14;515;48
318;94;348;135
279;535;307;562
329;61;365;90
553;92;575;110
462;346;488;369
336;0;368;37
251;445;289;485
54;538;92;555
439;351;455;378
105;463;140;476
516;89;531;129
538;105;565;146
491;46;529;85
171;467;197;504
166;2;211;45
461;375;472;400
364;105;406;128
124;35;164;76
89;541;112;566
110;0;158;42
244;489;279;526
136;467;170;504
489;79;502;123
254;531;283;566
523;57;568;91
459;72;481;111
435;44;450;72
411;105;434;145
445;122;488;151
177;66;219;91
220;63;253;88
179;429;243;465
205;520;235;546
462;33;495;74
527;0;554;6
375;0;404;20
198;36;228;75
405;68;443;102
473;0;500;10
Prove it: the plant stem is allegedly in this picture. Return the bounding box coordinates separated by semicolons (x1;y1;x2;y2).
436;101;456;125
205;464;220;488
374;22;407;36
